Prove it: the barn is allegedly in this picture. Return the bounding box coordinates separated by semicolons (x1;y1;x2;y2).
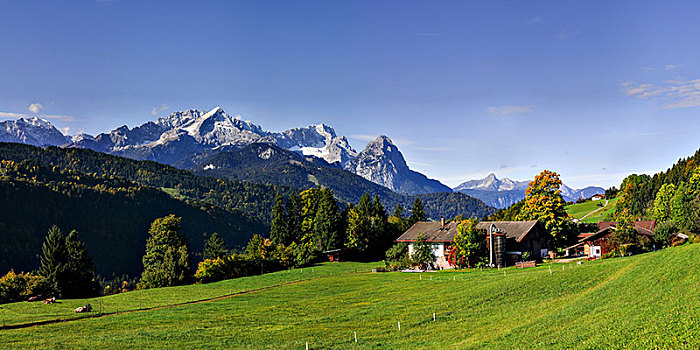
476;221;548;267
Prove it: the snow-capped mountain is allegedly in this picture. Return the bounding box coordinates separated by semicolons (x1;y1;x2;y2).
0;117;70;146
453;173;604;208
453;173;529;192
344;135;452;195
2;108;453;196
68;107;357;167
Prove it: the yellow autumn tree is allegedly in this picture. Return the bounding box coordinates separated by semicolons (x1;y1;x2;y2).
516;170;571;249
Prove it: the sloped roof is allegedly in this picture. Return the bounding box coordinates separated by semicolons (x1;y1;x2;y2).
598;220;656;232
396;221;460;243
580;225;654;243
475;221;543;243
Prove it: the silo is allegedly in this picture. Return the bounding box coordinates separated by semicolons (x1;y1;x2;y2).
493;233;506;268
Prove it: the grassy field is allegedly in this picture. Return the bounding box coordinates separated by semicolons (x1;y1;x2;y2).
3;244;700;349
566;197;619;223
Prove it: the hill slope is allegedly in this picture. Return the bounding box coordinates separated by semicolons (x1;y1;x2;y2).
191;143;495;220
0;156;266;277
2;245;699;349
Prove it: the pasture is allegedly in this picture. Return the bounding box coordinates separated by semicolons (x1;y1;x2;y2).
2;244;699;349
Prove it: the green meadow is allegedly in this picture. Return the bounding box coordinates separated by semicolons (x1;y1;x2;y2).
3;244;699;349
566;197;619;223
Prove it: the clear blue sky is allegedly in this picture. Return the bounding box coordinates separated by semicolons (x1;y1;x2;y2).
2;0;700;189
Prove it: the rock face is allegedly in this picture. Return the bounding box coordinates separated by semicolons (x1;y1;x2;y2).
345;135;452;195
0;117;70;146
453;173;604;209
68;107;357;167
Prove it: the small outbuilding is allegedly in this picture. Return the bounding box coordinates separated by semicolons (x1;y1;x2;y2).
579;221;655;258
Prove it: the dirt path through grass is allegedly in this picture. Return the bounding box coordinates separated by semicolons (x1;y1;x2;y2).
1;270;351;331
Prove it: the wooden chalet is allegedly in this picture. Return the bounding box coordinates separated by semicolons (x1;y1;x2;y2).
396;219;547;269
396;219;458;269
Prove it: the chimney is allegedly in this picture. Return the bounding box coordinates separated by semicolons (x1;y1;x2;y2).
441;218;445;228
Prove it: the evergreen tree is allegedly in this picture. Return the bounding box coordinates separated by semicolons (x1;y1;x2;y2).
285;191;302;244
371;195;390;255
392;204;404;219
203;232;229;260
38;225;68;297
63;230;98;298
346;193;373;253
138;215;190;289
314;189;342;251
408;198;427;225
269;192;288;245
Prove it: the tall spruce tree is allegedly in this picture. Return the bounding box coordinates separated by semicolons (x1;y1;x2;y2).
203;232;229;260
408;198;427;225
38;225;68;297
269;192;288;245
371;195;390;255
138;215;190;289
345;193;373;253
314;189;342;251
63;230;98;298
285;191;302;244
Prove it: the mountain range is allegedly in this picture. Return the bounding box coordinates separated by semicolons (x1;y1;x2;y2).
1;108;450;195
1;108;604;207
453;173;604;208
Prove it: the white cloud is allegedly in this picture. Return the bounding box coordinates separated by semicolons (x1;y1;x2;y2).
487;105;535;116
0;111;78;122
555;29;578;40
150;103;169;116
412;146;454;152
640;66;655;72
0;112;25;119
349;134;377;142
527;16;542;24
28;103;44;113
665;64;680;70
60;126;70;135
622;79;700;109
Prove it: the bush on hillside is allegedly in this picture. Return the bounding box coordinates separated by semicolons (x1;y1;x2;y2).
0;270;50;304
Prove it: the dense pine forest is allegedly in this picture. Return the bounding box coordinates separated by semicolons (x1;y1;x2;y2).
0;157;266;276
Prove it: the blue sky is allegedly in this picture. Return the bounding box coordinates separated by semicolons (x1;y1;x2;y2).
2;1;700;189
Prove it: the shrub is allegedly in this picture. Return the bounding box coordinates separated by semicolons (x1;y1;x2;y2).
195;254;255;283
385;242;408;262
0;270;50;304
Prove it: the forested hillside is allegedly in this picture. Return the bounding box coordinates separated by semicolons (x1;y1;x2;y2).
0;158;266;276
610;147;700;234
191;143;495;220
0;142;294;223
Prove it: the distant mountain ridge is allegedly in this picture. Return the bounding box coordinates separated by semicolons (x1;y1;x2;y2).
454;173;604;209
1;108;454;195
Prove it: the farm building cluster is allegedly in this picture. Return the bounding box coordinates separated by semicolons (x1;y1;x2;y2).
396;218;675;270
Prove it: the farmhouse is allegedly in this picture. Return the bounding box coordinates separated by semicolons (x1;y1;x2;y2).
579;220;656;258
476;221;548;267
396;219;458;269
396;219;548;269
591;194;606;201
